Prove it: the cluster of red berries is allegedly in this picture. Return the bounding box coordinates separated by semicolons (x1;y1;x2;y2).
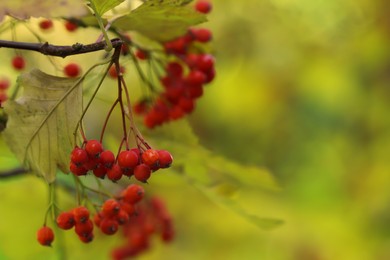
112;197;174;260
133;1;215;128
69;140;173;183
56;206;95;243
94;184;144;236
0;77;10;106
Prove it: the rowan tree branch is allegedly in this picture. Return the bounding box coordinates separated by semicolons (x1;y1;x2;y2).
0;167;28;178
0;38;123;58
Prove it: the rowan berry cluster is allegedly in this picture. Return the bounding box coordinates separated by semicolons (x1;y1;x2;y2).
112;197;174;260
132;1;216;128
56;206;94;243
94;184;145;236
70;139;173;183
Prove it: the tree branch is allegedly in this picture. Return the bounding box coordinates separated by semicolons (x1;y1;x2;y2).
0;167;28;178
0;38;123;58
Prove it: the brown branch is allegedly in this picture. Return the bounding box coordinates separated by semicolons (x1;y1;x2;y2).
0;167;28;178
0;38;123;58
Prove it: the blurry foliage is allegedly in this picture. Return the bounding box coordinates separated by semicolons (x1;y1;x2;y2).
1;0;390;259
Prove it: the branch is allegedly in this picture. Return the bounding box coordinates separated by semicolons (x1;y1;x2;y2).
0;167;28;178
0;38;123;58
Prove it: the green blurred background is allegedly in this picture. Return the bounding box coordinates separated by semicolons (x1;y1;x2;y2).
1;0;390;259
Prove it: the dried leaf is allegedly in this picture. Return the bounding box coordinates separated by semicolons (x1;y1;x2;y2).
2;69;83;183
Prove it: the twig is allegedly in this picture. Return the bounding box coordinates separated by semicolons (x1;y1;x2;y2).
0;167;28;178
0;38;123;58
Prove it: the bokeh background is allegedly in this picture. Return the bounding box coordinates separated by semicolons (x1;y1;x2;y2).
1;0;390;259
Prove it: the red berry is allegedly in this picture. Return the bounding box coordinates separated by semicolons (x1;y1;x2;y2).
186;69;206;86
118;150;139;169
135;49;148;60
102;199;121;218
93;213;103;227
65;20;78;32
109;65;125;79
12;56;25;70
56;211;75;230
75;219;94;237
122;184;145;204
178;97;195;113
141;149;159;167
166;62;183;77
93;164;107;178
134;164;151;183
39;19;53;30
191;28;212;42
100;150;115;168
197;54;215;72
157;150;173;168
37;226;54;246
100;218;119;235
69;162;88;176
85;140;103;157
0;78;10;90
116;210;130;225
195;1;212;13
64;63;81;77
73;206;90;223
78;232;94;243
120;202;136;216
107;164;123;181
71;147;88;165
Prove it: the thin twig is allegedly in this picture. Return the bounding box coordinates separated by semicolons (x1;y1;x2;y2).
0;38;123;58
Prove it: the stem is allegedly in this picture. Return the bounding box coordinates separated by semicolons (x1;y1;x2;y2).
88;1;113;52
99;99;119;143
0;38;122;58
72;60;112;141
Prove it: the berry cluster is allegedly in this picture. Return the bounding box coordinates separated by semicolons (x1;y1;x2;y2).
112;197;174;260
69;140;173;183
57;206;94;243
0;77;10;107
94;184;145;236
133;1;215;128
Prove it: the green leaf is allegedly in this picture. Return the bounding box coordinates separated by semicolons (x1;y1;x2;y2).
143;120;283;230
2;69;83;183
89;0;125;16
113;0;207;42
0;0;87;21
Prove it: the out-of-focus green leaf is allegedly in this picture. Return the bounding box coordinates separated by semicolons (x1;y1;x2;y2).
143;120;282;229
0;0;87;21
113;0;207;42
2;69;83;183
89;0;125;16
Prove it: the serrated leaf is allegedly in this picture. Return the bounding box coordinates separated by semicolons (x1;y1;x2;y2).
143;120;283;229
0;0;87;21
113;0;207;42
90;0;125;16
2;69;83;183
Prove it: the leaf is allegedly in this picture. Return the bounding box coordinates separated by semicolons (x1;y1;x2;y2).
2;69;83;183
143;120;283;229
90;0;125;16
113;0;207;42
0;0;87;21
